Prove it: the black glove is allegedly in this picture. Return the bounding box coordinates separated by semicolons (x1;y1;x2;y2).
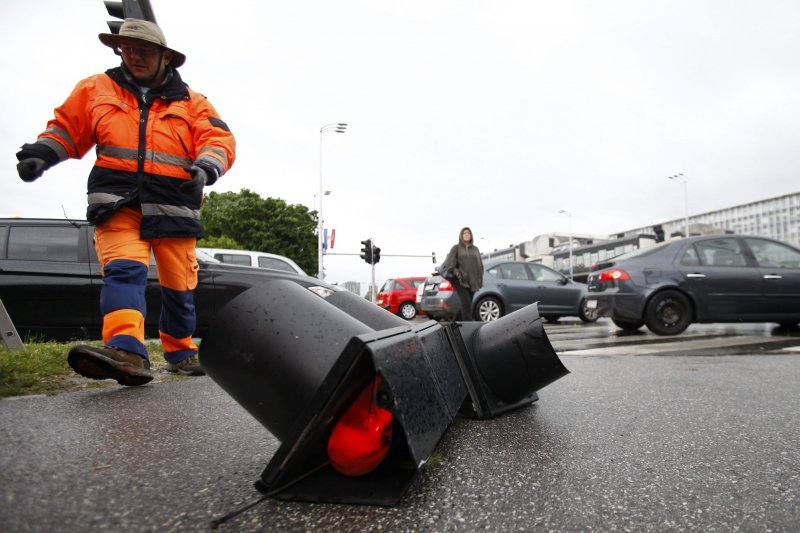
17;158;47;182
180;165;208;194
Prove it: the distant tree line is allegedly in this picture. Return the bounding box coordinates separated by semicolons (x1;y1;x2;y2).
199;189;318;274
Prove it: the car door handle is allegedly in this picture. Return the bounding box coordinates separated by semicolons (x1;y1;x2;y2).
763;274;783;280
686;273;706;279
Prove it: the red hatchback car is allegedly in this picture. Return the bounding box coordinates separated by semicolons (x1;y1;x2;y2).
376;277;427;320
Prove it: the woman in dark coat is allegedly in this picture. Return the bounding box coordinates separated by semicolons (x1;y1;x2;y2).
443;227;484;321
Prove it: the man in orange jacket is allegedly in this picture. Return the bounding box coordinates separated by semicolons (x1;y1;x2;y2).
16;19;236;386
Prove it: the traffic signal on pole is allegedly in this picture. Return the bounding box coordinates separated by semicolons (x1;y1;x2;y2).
360;239;373;264
200;273;569;506
432;252;436;264
372;246;381;264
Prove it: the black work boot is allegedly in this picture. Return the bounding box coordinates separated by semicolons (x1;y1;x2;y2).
67;345;154;387
166;355;205;376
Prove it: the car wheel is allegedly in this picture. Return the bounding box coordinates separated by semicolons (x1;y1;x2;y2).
398;302;417;320
612;318;645;331
645;290;692;335
578;299;600;323
476;297;503;322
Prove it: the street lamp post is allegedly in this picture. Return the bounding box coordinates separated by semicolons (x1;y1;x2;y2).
558;210;573;280
318;123;347;279
668;173;689;237
314;190;332;267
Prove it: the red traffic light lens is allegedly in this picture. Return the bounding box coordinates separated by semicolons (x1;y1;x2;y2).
327;377;393;476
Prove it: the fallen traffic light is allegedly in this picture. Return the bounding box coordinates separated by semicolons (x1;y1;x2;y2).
200;276;568;505
201;280;465;505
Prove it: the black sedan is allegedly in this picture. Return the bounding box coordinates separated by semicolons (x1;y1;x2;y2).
0;218;334;342
586;235;800;335
421;260;598;323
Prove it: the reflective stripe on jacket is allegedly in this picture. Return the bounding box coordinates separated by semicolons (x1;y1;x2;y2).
34;66;235;238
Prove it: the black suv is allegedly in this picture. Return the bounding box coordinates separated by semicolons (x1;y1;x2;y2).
0;218;320;341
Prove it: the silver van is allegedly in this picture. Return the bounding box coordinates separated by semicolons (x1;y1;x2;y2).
197;248;307;276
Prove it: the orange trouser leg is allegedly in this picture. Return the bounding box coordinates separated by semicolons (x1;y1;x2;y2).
152;237;199;363
94;208;151;358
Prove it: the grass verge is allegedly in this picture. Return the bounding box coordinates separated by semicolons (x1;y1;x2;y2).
0;341;169;398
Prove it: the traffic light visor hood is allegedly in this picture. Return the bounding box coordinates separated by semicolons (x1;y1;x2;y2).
99;18;186;67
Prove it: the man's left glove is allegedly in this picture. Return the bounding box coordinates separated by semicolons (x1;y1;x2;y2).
180;165;208;195
17;158;47;182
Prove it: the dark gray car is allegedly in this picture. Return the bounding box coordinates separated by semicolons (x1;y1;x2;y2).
586;234;800;335
421;260;598;323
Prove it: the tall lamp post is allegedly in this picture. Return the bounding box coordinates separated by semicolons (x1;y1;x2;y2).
558;209;573;280
667;173;689;237
313;190;332;266
318;123;347;279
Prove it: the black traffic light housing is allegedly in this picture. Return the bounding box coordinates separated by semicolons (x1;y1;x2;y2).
200;275;568;506
360;239;373;264
372;246;381;264
104;0;157;33
103;0;158;58
201;280;466;505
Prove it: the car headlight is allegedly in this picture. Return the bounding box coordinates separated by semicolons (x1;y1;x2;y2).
307;285;341;299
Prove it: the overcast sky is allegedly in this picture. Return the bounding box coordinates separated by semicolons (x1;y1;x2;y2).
2;0;799;287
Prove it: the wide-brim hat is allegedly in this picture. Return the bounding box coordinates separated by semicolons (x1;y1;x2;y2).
99;18;186;68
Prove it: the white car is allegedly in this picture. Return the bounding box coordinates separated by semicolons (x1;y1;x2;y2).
197;248;306;276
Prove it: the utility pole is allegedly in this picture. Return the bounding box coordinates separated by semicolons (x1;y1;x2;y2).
371;255;376;304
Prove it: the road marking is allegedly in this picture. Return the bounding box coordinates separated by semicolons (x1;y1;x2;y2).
560;335;795;356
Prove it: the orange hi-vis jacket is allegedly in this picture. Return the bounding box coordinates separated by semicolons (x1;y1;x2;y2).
28;66;235;238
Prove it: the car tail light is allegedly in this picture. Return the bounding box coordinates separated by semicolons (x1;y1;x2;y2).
598;269;631;282
438;279;454;291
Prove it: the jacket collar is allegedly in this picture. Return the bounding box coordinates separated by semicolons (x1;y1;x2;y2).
106;65;190;101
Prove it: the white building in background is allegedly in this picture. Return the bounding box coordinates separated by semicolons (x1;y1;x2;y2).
340;281;361;296
620;191;800;247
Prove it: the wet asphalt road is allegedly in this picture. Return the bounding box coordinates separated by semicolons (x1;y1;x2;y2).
1;319;799;531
